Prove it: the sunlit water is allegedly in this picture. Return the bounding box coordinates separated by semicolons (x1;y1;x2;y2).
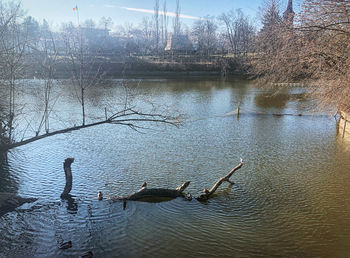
1;76;350;257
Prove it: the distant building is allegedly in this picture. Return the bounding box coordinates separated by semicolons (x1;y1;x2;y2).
165;33;194;52
283;0;295;23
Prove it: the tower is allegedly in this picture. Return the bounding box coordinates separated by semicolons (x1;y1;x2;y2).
283;0;295;23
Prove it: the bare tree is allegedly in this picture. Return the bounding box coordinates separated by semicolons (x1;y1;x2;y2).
173;0;181;37
295;0;350;112
0;1;26;141
153;0;160;52
82;19;96;29
29;20;59;135
252;0;350;113
60;21;110;126
191;16;218;56
141;17;153;54
251;0;288;83
259;0;281;29
99;16;113;30
219;9;255;56
61;22;86;126
160;0;169;50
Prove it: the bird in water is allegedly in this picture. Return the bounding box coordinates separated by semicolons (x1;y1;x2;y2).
81;251;93;258
59;241;72;250
185;193;192;201
97;191;103;201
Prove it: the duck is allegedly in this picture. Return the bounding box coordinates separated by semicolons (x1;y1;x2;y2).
97;191;103;201
81;251;93;258
59;240;72;250
185;193;192;201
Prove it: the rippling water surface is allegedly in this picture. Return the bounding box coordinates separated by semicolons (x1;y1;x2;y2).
1;76;350;257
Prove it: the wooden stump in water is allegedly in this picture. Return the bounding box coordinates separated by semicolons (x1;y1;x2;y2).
61;158;74;199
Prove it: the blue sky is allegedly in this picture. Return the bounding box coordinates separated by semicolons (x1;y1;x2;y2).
20;0;302;30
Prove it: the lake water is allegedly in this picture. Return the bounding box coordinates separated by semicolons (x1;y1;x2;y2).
0;76;350;257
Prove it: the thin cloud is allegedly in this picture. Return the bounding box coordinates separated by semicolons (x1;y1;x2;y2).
120;7;202;20
104;4;116;8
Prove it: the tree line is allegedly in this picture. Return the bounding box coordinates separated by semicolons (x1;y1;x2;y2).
1;1;257;63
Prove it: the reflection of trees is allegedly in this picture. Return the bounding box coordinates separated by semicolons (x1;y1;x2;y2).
255;93;290;109
0;105;7;148
255;92;306;109
0;154;18;194
0;100;18;192
0;98;14;192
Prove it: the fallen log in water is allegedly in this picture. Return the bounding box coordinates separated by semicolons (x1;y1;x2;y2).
109;181;191;202
108;159;243;202
60;157;244;203
196;158;244;201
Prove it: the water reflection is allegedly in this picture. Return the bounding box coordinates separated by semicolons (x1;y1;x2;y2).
254;91;307;110
65;195;79;214
255;92;291;109
0;153;18;194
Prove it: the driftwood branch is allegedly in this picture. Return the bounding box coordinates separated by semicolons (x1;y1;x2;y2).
61;158;74;199
196;158;244;201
